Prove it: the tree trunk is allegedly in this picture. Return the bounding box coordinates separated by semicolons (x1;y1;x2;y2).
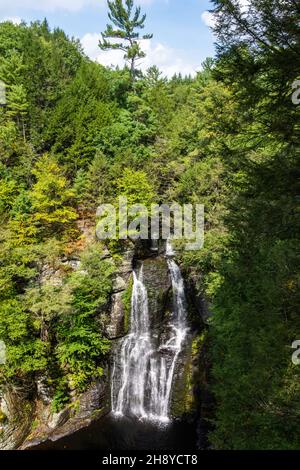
22;120;26;143
130;57;135;82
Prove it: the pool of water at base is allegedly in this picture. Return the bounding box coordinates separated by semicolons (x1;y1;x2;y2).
34;414;198;451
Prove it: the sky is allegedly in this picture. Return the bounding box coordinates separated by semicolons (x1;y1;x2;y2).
0;0;217;77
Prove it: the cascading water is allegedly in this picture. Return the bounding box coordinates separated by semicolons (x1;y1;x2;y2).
111;248;188;424
166;238;176;257
111;267;152;419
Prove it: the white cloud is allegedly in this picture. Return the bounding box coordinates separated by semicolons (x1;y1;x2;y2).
1;16;22;24
82;33;125;68
201;0;250;29
140;39;199;77
201;11;216;29
0;0;158;13
81;33;200;78
0;0;102;13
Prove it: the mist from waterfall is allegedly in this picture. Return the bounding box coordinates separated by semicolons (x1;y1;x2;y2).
111;251;188;424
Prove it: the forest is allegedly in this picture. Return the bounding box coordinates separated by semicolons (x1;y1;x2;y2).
0;0;299;451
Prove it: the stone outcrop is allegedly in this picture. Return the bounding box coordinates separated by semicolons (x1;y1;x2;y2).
21;378;109;449
0;385;34;450
141;257;172;328
106;247;134;339
186;270;211;325
1;244;134;450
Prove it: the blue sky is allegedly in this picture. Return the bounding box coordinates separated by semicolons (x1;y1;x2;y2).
0;0;216;77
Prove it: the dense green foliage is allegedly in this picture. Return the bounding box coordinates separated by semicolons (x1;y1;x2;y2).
205;0;300;449
0;0;299;449
0;20;115;405
178;0;300;450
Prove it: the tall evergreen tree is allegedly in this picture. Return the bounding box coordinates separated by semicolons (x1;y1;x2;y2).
99;0;153;80
6;84;28;141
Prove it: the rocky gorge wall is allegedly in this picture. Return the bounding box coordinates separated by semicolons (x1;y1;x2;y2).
0;239;212;450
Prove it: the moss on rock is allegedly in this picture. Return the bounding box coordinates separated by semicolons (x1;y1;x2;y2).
171;330;209;419
0;410;7;424
171;338;195;417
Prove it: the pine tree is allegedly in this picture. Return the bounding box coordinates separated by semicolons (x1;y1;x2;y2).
99;0;153;80
6;84;28;141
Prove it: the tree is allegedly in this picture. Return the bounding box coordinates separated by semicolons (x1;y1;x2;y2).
99;0;153;80
211;0;300;141
44;62;115;174
55;245;115;391
0;298;48;378
30;155;78;240
203;0;300;450
6;84;28;141
116;167;155;207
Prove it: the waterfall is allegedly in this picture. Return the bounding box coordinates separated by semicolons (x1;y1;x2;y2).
166;238;175;257
112;268;152;419
111;257;188;424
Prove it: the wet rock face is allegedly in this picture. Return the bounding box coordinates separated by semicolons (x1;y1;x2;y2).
134;239;167;258
107;291;128;339
106;248;134;339
186;271;211;325
139;257;172;329
170;334;194;419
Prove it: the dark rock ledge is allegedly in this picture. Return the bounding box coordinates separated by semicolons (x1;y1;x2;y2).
20;379;109;450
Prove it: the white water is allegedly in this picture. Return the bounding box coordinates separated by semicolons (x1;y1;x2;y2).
111;255;188;424
166;238;175;257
